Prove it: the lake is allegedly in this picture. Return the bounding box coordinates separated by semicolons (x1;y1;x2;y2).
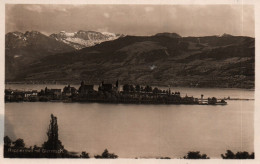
4;85;254;158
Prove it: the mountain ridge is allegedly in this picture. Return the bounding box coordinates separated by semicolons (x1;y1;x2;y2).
5;31;76;80
5;31;255;88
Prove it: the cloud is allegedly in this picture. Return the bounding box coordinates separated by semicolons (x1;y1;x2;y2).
24;5;43;13
50;7;68;12
24;5;76;13
97;27;109;32
144;6;154;12
103;12;110;18
47;5;74;13
5;5;254;37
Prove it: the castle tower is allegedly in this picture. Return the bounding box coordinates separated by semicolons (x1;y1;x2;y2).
81;81;85;86
116;80;119;88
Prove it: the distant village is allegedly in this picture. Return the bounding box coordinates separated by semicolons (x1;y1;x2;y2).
5;80;227;105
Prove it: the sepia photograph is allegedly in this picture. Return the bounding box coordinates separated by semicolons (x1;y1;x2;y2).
2;1;257;161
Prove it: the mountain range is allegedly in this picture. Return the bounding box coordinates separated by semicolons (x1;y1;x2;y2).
50;30;123;49
5;31;255;88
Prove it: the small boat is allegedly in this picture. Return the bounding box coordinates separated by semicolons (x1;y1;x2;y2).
215;101;227;105
199;102;208;105
215;99;227;105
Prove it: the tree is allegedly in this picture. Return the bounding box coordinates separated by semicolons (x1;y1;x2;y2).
212;97;217;102
144;85;152;93
129;85;135;92
221;150;254;159
159;157;171;159
135;85;141;92
236;152;251;159
94;149;118;159
13;138;25;148
221;150;235;159
250;152;255;159
80;151;90;158
123;84;130;92
153;87;160;94
42;114;64;150
4;136;12;147
33;145;41;151
183;151;210;159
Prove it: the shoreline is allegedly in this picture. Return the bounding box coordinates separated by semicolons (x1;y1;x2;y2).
5;83;255;91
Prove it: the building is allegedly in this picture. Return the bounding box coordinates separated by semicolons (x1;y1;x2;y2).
51;89;62;97
24;90;38;98
102;83;113;92
63;85;77;96
43;87;62;99
78;81;94;95
99;80;119;92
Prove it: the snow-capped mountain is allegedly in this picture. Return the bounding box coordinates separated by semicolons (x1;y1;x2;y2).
6;31;74;51
5;31;75;80
50;30;123;49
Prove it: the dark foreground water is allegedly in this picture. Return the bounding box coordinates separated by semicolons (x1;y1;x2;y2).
4;86;254;158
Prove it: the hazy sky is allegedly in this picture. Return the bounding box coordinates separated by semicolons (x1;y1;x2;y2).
6;4;255;37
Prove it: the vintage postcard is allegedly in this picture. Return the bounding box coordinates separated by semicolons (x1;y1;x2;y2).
0;0;259;163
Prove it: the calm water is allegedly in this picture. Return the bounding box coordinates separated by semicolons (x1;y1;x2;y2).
4;85;254;158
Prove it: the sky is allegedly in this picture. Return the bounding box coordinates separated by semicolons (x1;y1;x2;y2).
5;4;255;37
